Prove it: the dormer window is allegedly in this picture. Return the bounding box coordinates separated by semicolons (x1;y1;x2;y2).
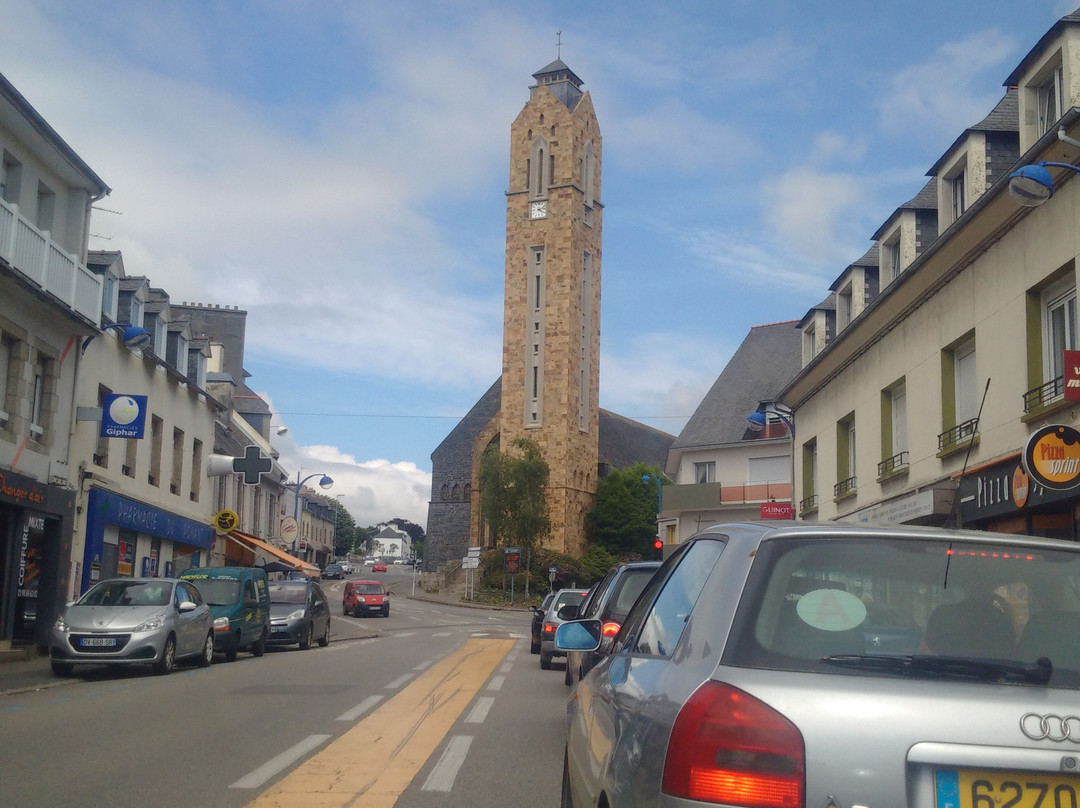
1038;63;1063;137
802;321;818;364
950;168;966;222
837;282;853;331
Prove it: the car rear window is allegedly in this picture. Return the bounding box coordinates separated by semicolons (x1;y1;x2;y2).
724;535;1080;687
609;569;657;618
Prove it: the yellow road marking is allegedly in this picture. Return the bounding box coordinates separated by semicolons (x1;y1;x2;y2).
245;638;512;808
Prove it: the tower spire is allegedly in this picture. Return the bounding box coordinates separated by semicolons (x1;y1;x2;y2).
556;30;563;59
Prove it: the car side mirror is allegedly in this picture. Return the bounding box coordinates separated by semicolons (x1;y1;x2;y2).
555;619;602;652
178;600;198;613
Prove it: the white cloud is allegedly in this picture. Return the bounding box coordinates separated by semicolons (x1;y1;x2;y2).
876;29;1017;140
761;168;866;264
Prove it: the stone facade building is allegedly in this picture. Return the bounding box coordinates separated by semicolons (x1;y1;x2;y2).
425;61;673;567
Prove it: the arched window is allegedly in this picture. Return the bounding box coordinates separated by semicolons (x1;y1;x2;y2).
452;484;461;501
440;484;450;501
463;484;472;502
530;135;550;198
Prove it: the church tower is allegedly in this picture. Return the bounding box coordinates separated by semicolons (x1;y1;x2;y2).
497;60;602;556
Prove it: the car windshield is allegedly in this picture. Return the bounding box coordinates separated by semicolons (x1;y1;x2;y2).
186;578;240;606
725;535;1080;686
78;580;172;607
355;584;384;595
269;584;307;604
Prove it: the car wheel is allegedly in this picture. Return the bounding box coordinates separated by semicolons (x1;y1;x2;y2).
154;635;177;675
197;632;214;667
299;622;312;650
560;748;574;808
530;636;540;655
382;606;390;617
225;633;239;662
317;620;330;647
51;660;73;677
353;605;362;618
540;651;552;670
251;629;267;657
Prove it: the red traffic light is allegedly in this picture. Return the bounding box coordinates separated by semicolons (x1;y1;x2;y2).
654;539;663;550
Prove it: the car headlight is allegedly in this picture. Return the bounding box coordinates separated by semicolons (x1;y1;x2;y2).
358;596;367;604
287;609;306;621
214;616;231;631
134;615;165;632
54;614;68;632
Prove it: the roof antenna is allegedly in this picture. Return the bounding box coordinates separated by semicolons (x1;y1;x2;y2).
556;30;563;59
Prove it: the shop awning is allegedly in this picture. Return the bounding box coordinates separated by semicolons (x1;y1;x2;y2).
225;531;321;578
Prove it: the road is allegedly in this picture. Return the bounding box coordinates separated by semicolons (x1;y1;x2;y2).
0;570;570;808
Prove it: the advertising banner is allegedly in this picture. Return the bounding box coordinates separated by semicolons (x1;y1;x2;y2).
100;394;148;439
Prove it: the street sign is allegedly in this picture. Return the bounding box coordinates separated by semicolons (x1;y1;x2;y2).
233;445;273;485
503;547;521;574
462;557;479;569
280;516;299;544
467;546;481;557
213;509;239;534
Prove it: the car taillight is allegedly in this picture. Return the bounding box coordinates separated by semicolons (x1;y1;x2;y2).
601;620;621;638
543;623;557;634
663;682;804;808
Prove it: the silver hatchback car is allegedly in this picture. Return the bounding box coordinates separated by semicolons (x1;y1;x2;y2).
557;522;1080;808
50;577;214;676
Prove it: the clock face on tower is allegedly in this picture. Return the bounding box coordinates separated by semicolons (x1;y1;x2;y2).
529;200;548;219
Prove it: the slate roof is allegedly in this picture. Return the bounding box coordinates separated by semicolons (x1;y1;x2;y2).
829;245;881;292
598;410;674;470
871;179;938;241
1005;8;1080;87
927;89;1018;175
669;321;802;451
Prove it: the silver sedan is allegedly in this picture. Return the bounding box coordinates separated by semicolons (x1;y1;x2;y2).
557;521;1080;808
50;578;214;676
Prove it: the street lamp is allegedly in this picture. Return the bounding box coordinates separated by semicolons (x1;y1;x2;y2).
746;404;796;519
293;471;333;555
80;322;153;353
1007;128;1080;207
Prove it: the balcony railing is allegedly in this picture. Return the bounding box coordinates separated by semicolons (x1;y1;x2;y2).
877;451;909;477
834;476;857;498
937;418;978;452
0;197;102;323
799;494;818;513
1023;376;1065;413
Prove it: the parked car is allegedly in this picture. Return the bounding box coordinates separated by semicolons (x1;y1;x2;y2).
321;562;345;579
372;562;388;573
363;558;376;567
267;579;331;649
557;521;1080;808
50;577;214;676
563;559;661;686
529;591;556;654
179;566;270;661
343;580;390;617
539;587;589;670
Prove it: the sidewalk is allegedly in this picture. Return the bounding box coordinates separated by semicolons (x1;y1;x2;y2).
0;588;527;696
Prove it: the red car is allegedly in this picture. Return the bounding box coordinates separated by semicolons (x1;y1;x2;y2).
343;580;390;617
372;562;388;573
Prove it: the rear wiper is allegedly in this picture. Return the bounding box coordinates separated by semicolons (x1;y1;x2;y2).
821;653;1053;684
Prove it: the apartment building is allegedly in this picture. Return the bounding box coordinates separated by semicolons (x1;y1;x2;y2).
0;71;109;646
784;8;1080;539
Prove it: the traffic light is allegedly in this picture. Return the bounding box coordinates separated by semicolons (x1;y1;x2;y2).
653;538;664;561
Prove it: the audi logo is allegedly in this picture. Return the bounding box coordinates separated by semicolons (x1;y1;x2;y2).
1020;713;1080;743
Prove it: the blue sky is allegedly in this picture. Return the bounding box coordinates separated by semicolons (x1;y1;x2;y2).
1;0;1072;527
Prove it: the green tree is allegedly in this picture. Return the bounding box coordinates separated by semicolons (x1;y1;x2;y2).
585;462;664;558
326;498;358;558
478;437;551;563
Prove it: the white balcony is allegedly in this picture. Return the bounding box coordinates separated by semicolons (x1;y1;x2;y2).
0;198;102;323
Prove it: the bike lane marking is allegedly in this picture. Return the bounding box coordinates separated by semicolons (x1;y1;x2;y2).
243;637;512;808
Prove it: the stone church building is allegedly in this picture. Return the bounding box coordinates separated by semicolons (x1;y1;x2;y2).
425;60;674;568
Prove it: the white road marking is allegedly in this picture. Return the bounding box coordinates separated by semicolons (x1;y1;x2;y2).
432;632;452;637
229;734;332;789
487;675;505;692
465;697;494;724
421;735;473;792
337;695;383;722
499;662;513;674
385;673;414;689
413;659;434;671
395;632;416;638
471;633;489;637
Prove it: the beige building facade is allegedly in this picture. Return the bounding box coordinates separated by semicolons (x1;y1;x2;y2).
786;9;1080;540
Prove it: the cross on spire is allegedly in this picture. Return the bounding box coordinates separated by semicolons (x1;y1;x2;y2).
556;30;563;59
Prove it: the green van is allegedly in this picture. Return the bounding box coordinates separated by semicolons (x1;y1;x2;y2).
179;567;270;661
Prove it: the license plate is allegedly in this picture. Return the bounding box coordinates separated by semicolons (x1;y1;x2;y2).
936;768;1080;808
80;637;116;647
